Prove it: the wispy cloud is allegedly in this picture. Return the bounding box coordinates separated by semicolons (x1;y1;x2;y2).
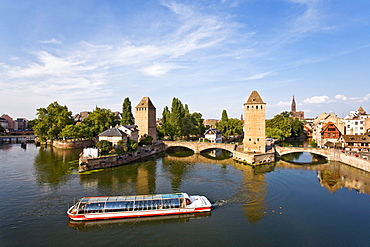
39;38;62;44
241;71;273;81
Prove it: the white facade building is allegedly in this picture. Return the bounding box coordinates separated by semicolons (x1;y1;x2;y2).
343;107;370;135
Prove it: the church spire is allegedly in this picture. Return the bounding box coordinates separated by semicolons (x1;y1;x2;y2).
291;95;296;113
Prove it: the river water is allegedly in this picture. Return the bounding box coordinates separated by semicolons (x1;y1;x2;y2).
1;144;369;246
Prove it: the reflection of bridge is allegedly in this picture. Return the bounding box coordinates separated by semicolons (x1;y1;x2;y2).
166;153;234;165
0;135;36;143
163;141;237;154
275;146;331;159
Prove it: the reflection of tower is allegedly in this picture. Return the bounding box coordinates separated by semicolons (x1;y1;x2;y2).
234;163;268;224
135;97;157;142
243;91;266;153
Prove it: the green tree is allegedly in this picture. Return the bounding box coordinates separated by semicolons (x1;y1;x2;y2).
0;125;5;133
139;136;153;146
84;107;116;136
215;110;242;138
59;123;93;139
96;140;113;155
121;97;134;125
291;118;304;137
190;112;205;136
182;104;194;139
33;101;74;142
266;127;283;139
159;106;173;139
265;111;304;139
127;140;138;151
170;97;184;138
221;109;228;122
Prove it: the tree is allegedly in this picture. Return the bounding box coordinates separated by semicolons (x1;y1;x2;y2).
84;107;116;136
190;112;205;136
291;118;304;137
182;104;194;139
96;140;113;155
221;109;228;122
121;97;134;125
170;97;184;138
33;101;74;142
0;125;5;133
265;111;304;140
59;123;93;139
215;110;242;138
266;127;283;139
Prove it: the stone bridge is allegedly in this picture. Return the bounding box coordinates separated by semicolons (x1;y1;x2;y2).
162;141;237;154
275;146;332;159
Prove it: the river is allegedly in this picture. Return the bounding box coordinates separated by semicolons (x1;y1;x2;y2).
1;144;369;246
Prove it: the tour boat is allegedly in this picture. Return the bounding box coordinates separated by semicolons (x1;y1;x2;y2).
67;193;212;221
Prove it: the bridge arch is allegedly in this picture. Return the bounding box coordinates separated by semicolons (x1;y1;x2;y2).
275;146;330;159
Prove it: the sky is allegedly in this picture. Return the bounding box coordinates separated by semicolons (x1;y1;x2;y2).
1;0;369;120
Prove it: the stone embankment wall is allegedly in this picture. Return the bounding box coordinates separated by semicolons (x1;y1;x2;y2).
79;142;165;172
52;139;94;149
233;150;275;165
336;151;370;172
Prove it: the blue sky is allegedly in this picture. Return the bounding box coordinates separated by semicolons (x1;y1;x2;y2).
1;0;369;120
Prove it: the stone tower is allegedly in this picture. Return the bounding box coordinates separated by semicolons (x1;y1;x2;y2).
135;97;157;142
243;91;266;153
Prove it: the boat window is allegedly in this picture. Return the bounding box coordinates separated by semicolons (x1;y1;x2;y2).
135;201;143;211
143;200;149;210
170;198;180;208
105;201;122;212
126;201;134;211
85;203;104;213
78;203;86;214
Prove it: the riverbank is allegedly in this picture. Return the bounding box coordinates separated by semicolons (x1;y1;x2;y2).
78;142;166;172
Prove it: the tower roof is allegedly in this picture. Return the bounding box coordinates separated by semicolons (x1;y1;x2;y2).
357;106;366;114
245;91;265;104
135;97;156;109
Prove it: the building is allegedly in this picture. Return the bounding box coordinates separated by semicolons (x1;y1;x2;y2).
312;112;345;147
338;134;370;152
343;107;370;135
135;97;157;142
98;128;128;146
203;119;219;128
0;114;14;130
14;118;28;130
118;125;139;142
291;96;305;120
204;128;222;143
243;91;266;153
74;111;90;123
320;122;342;147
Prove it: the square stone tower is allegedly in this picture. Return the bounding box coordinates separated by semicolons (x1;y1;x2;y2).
243;91;266;153
135;97;157;142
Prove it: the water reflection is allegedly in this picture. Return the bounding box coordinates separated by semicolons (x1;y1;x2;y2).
276;160;370;194
78;160;157;195
232;162;270;224
68;212;211;231
33;146;81;187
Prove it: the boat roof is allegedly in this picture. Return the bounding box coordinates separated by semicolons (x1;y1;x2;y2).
80;193;187;204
